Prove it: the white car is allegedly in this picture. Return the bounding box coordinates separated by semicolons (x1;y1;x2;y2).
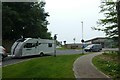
0;46;7;60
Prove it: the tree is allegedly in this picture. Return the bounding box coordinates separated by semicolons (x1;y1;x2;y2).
2;1;51;40
92;0;118;38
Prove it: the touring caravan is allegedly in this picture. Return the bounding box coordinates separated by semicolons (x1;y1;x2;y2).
11;38;55;58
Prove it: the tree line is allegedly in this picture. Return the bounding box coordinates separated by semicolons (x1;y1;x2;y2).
93;0;119;47
2;1;51;40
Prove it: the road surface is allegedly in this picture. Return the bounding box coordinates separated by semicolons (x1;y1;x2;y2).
2;48;117;67
2;49;85;67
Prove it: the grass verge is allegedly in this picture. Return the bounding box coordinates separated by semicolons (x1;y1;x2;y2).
92;52;120;79
3;54;83;78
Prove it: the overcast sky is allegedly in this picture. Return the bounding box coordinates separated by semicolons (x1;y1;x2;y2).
44;0;116;44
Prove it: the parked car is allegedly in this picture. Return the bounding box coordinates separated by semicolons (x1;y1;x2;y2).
0;46;7;60
84;44;102;52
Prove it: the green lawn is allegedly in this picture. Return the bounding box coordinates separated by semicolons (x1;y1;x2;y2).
92;52;120;79
3;54;83;78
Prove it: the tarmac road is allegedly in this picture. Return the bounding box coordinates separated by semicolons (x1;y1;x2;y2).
2;49;86;67
2;48;117;67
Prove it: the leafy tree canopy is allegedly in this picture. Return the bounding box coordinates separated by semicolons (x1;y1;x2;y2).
2;1;51;40
92;0;118;39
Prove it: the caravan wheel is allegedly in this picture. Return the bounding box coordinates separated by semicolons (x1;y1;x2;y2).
40;52;44;57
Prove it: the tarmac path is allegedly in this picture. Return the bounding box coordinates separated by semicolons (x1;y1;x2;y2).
73;52;111;79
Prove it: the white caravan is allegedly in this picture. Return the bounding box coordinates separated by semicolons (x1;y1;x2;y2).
11;38;55;58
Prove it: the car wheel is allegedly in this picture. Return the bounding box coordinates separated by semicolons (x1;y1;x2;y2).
40;52;44;57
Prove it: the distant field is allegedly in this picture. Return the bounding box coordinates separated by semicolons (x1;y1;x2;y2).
57;46;81;50
92;52;119;79
3;54;83;78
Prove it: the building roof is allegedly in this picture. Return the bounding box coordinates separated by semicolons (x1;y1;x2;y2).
84;37;110;42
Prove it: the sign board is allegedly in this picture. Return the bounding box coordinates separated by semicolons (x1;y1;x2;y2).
81;39;84;43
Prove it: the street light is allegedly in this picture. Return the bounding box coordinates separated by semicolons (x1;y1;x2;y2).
81;21;84;54
81;21;83;40
54;34;57;57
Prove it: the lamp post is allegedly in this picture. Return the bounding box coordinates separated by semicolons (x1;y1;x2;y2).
81;21;84;54
81;21;83;40
54;34;57;57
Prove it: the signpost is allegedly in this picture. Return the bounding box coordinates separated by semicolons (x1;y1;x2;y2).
54;34;57;57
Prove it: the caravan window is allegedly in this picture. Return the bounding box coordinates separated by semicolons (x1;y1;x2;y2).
36;41;39;46
48;43;52;47
39;43;41;45
24;43;36;48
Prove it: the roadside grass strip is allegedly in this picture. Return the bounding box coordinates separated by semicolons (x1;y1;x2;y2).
92;52;120;79
3;54;83;78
